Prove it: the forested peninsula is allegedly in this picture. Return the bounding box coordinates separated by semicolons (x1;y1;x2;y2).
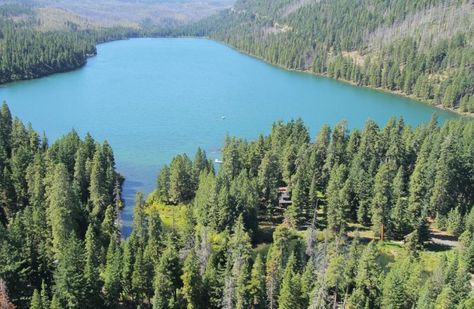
0;102;473;308
0;4;140;84
178;0;474;115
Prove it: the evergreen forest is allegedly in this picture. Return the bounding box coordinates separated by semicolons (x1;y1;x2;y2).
1;102;473;308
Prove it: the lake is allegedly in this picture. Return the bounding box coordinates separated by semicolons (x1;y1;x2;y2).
0;38;459;235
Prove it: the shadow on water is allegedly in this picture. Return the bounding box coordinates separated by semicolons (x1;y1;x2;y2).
120;179;145;238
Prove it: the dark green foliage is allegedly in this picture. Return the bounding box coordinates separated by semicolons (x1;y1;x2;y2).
249;254;266;309
156;165;171;203
1;105;473;308
103;237;122;307
0;9;141;85
83;225;103;308
169;154;194;204
0;24;95;84
52;233;87;308
325;164;349;236
181;250;203;309
153;237;182;309
348;241;382;308
278;254;303;309
0;103;122;308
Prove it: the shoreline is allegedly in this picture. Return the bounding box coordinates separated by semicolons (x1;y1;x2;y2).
209;38;472;118
0;55;93;87
2;35;472;118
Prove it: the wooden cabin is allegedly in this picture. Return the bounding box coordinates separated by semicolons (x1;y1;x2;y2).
278;186;292;207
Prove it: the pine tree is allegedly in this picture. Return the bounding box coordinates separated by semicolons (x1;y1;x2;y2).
249;254;266;309
325;252;347;306
352;120;381;225
73;145;90;204
121;235;135;297
84;224;102;308
278;254;303;309
266;224;292;309
223;216;252;309
193;147;210;187
169;154;194;204
30;289;42;309
435;285;455;309
258;151;280;221
381;260;409;308
153;237;182;309
131;192;147;243
181;250;202;309
40;281;50;309
282;143;297;185
221;136;242;180
287;156;310;228
145;209;163;265
26;153;46;209
390;166;410;239
156;165;171;204
407;137;432;226
131;247;148;303
300;258;315;308
0;103;12;156
430;136;459;217
323;121;348;179
235;262;250;309
326;164;349;236
101;204;116;246
348;242;382;308
89;145;107;219
203;250;226;309
53;233;87;308
46;163;78;255
309;124;331;191
103;237;122;308
342;238;361;297
371;162;396;239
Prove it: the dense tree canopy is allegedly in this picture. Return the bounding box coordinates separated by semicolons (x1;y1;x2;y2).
0;105;473;309
0;4;141;84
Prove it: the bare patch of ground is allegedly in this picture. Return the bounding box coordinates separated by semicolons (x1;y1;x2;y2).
341;50;367;66
429;226;459;248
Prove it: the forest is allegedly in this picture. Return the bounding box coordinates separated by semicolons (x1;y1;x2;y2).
0;4;141;84
0;101;473;308
178;0;474;114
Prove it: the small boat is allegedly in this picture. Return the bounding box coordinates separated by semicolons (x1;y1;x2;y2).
221;116;226;120
214;159;223;164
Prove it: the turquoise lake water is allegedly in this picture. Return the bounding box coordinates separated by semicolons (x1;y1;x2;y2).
0;38;459;235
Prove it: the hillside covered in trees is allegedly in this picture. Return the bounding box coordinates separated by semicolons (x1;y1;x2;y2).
180;0;474;114
0;3;141;84
1;101;473;308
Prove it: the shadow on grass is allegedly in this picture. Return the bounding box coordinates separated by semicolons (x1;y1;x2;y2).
425;242;454;252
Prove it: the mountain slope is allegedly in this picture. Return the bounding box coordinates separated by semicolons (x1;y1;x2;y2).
186;0;474;114
30;0;235;28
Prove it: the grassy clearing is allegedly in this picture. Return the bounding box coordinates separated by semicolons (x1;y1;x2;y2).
146;202;189;231
148;196;457;276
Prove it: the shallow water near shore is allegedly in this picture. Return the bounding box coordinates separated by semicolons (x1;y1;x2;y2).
0;38;459;236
